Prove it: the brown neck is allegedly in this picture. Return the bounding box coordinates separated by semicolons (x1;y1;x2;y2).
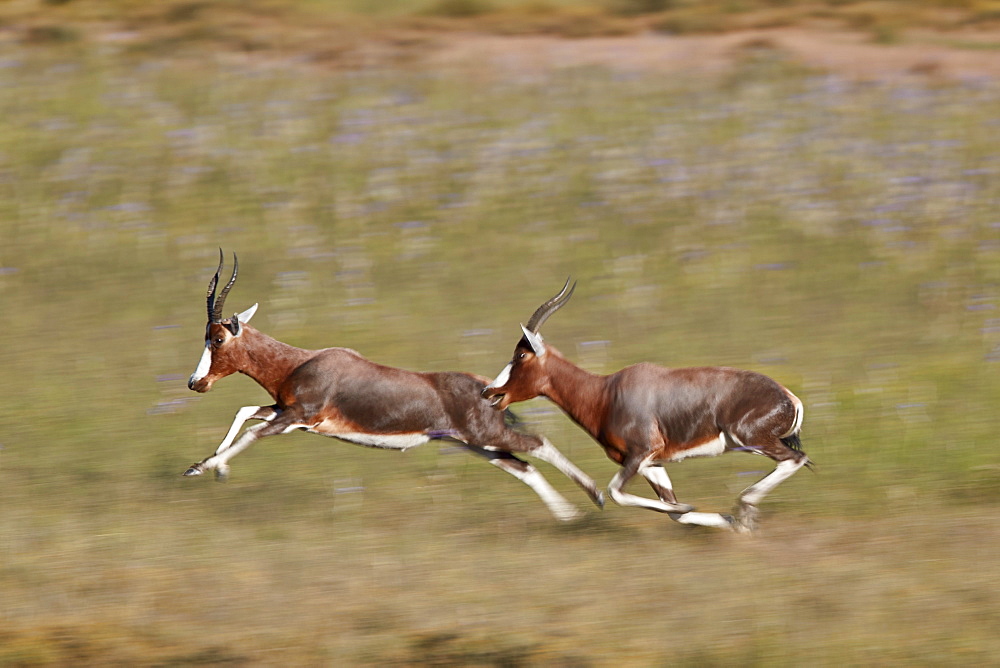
540;347;609;439
236;325;314;399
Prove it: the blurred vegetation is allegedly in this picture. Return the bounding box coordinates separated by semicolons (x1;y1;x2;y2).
2;0;1000;53
2;5;1000;666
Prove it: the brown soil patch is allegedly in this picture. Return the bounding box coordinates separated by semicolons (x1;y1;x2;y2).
422;29;1000;81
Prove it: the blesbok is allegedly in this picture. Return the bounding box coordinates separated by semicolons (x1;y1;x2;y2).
482;280;810;533
183;251;604;521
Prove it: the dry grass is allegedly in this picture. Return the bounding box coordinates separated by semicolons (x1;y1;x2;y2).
4;481;999;664
3;0;1000;62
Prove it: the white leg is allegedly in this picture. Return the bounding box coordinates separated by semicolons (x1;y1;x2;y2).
669;511;737;530
467;445;584;521
208;423;271;474
493;461;583;522
186;423;270;478
734;458;808;533
608;463;694;514
529;437;605;508
215;405;272;455
738;458;807;507
184;412;291;479
642;466;735;530
640;465;678;502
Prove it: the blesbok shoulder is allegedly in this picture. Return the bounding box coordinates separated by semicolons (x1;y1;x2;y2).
184;252;604;521
482;279;809;533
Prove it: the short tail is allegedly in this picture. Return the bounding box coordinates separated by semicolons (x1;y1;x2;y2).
780;432;803;453
780;432;815;470
503;408;524;429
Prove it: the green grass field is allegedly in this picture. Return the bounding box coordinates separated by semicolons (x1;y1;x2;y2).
2;28;1000;665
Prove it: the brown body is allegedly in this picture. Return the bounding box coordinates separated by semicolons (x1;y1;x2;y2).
192;322;532;451
184;253;604;522
483;280;809;533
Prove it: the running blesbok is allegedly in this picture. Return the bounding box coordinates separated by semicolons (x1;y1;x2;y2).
183;252;604;521
482;279;810;533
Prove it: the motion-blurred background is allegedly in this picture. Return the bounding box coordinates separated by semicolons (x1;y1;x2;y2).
2;1;999;664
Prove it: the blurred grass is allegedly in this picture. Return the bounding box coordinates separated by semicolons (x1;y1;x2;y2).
2;25;1000;666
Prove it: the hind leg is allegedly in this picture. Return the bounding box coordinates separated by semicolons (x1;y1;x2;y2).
465;445;583;521
733;451;809;533
484;431;604;509
524;437;604;509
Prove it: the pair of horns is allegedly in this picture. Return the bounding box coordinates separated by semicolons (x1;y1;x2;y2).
206;249;238;323
525;277;576;333
206;253;572;333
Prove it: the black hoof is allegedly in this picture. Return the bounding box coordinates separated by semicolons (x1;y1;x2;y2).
183;465;203;477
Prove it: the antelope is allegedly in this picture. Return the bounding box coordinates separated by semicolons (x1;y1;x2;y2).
482;280;810;533
183;251;604;521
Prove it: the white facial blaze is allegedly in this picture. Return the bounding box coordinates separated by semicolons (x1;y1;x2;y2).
487;363;513;390
190;344;213;383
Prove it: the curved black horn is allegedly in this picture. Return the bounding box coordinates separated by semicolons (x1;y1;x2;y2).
212;252;239;322
206;248;224;323
525;277;576;333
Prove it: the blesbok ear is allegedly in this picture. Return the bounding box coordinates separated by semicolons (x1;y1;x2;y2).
226;303;258;337
237;303;258;324
520;324;546;356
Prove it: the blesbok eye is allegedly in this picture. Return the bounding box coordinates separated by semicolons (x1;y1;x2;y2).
213;337;225;346
517;352;527;360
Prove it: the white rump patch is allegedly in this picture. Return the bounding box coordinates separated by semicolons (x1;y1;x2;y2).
668;432;727;462
781;393;805;438
190;344;212;383
487;363;512;390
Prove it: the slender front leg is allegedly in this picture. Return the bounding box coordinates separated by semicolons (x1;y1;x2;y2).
215;405;277;455
640;464;680;504
464;445;583;522
642;466;735;530
608;456;695;514
527;437;605;509
183;407;289;479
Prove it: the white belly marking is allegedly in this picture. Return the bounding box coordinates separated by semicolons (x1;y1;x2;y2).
667;432;727;462
313;430;431;451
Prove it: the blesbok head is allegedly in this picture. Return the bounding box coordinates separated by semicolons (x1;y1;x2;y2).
188;250;259;393
482;278;575;411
